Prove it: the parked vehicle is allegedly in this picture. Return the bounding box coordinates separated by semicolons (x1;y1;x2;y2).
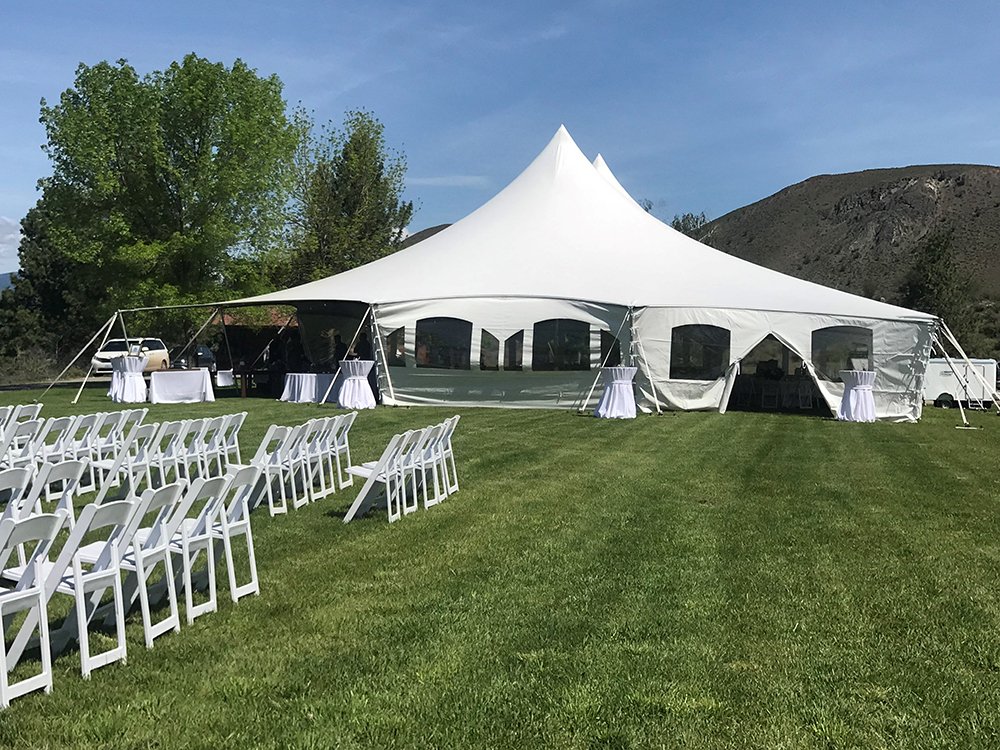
922;358;997;408
170;344;217;373
91;338;170;373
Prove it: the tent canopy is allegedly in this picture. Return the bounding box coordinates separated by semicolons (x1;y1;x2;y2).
228;125;935;323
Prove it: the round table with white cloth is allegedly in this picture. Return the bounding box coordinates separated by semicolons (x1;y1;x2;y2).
108;356;148;403
280;372;339;404
594;366;638;419
338;360;377;410
149;368;216;404
838;369;876;422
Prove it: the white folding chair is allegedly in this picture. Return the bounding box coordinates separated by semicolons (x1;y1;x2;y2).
3;500;137;678
234;425;292;516
0;512;65;708
331;412;357;489
212;466;262;602
440;415;460;495
10;404;43;424
297;418;329;504
197;416;227;478
344;432;406;523
220;412;246;468
82;483;183;649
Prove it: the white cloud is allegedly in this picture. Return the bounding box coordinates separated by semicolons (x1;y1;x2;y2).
408;175;491;188
0;216;20;273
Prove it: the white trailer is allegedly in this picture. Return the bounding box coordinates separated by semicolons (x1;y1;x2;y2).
923;358;997;408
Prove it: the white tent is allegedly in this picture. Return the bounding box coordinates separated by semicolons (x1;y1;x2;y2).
229;126;937;420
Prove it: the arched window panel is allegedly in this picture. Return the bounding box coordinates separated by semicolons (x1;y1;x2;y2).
480;330;499;371
531;319;591;371
415;317;472;370
504;331;524;371
670;324;730;380
600;330;623;367
385;327;406;367
811;326;873;381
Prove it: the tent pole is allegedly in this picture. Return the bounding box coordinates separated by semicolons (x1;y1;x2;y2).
175;307;221;365
629;309;662;415
578;307;632;413
932;336;976;428
939;321;1000;414
219;308;234;369
370;304;396;404
39;313;117;404
249;312;296;370
117;309;130;345
319;306;372;405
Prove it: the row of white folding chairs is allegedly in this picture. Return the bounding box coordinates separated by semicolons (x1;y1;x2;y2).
0;464;262;708
90;413;246;501
343;415;460;524
238;412;357;517
1;409;147;494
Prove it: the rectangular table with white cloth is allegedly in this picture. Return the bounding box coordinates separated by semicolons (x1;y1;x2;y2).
279;373;340;404
107;356;148;404
149;369;216;404
594;366;637;419
838;369;876;422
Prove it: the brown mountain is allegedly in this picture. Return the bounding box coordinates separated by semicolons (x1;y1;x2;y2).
700;164;1000;301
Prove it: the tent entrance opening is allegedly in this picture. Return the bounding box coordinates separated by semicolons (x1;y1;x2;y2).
726;335;827;415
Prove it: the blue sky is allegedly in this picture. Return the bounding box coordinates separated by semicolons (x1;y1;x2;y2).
2;0;1000;273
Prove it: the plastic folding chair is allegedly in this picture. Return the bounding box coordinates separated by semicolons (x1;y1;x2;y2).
212;466;262;602
0;512;65;708
343;432;407;523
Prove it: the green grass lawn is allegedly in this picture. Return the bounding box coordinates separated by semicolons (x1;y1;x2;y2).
1;385;1000;748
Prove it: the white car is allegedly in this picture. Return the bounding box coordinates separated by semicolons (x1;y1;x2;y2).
91;338;170;373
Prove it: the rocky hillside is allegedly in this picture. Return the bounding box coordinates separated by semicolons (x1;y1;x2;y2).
700;165;1000;301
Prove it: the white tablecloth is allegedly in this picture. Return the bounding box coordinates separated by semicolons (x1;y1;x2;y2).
149;369;215;404
108;356;148;403
594;366;637;419
338;360;376;410
838;369;876;422
280;373;340;403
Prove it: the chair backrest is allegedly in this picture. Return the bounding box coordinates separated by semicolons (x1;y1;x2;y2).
12;404;43;423
0;405;13;431
169;475;229;539
22;459;88;524
334;411;357;446
2;418;45;459
0;467;34;524
34;415;78;458
222;412;246;451
0;511;67;584
395;429;426;471
40;499;137;597
275;424;307;462
200;416;227;456
130;482;186;551
221;465;263;526
248;424;289;465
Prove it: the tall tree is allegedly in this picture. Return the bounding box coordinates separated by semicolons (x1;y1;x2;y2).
283;109;413;285
5;55;297;348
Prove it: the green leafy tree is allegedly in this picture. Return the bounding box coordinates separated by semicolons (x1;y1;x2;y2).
670;211;708;239
283;109;413;285
4;55;297;349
